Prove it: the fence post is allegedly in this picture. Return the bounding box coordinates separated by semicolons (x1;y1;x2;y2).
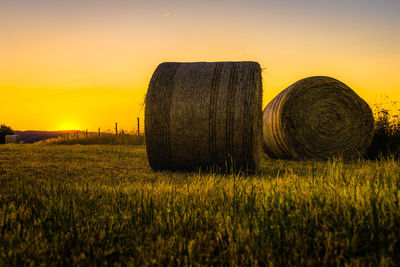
115;122;118;135
137;117;140;136
98;128;100;136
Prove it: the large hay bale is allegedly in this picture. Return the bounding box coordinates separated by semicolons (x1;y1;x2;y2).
262;76;374;160
5;135;20;144
145;62;262;172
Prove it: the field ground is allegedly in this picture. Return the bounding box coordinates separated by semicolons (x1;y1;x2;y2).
1;144;400;265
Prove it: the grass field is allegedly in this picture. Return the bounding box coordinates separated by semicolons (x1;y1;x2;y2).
1;144;400;265
38;133;145;146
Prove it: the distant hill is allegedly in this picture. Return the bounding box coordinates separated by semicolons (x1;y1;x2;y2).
14;130;81;143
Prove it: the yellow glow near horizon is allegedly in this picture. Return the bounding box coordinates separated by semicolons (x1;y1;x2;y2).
56;121;80;131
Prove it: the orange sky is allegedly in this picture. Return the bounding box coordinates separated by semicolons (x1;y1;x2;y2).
1;0;400;131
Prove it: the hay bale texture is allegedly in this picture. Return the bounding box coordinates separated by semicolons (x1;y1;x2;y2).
262;76;374;160
5;135;20;144
145;62;262;172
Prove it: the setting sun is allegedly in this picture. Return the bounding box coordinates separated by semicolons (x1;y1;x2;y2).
56;121;80;131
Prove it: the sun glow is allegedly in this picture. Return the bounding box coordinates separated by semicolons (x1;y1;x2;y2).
56;121;80;131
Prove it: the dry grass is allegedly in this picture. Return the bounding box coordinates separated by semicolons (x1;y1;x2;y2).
38;133;144;146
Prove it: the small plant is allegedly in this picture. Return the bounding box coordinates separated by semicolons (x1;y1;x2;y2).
365;107;400;159
0;124;14;144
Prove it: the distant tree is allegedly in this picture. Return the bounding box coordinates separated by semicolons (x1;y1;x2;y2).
0;124;14;144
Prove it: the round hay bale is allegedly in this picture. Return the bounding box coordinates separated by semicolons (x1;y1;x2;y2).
145;62;262;173
262;76;374;160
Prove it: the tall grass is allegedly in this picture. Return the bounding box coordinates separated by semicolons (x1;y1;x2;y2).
1;145;399;265
39;133;145;146
366;107;400;159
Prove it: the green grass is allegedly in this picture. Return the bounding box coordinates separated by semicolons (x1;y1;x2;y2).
1;145;400;265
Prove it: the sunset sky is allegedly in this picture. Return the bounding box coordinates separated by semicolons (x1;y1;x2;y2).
1;0;400;131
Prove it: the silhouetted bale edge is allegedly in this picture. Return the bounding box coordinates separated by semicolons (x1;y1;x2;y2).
262;76;374;160
145;62;262;173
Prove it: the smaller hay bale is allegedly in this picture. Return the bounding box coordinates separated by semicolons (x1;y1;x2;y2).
145;61;263;173
5;135;20;144
262;76;374;160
